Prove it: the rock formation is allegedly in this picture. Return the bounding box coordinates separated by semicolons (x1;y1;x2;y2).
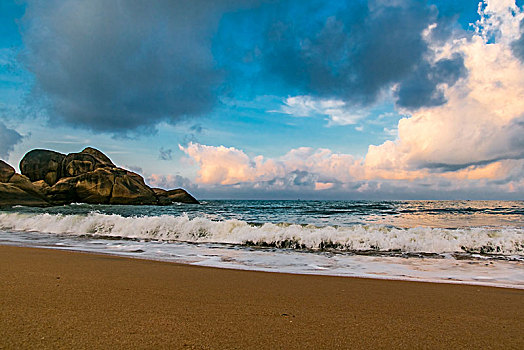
152;188;200;204
19;149;65;185
0;160;49;206
0;147;198;207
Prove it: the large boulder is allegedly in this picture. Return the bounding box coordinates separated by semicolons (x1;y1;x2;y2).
31;180;51;196
109;169;157;205
152;188;199;204
47;168;115;205
0;160;15;183
20;149;66;185
61;152;107;178
81;147;115;167
46;168;157;205
74;168;115;204
8;174;43;197
46;177;77;205
0;160;49;206
0;183;49;207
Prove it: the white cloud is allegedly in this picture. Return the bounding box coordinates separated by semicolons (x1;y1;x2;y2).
277;95;367;126
180;142;361;188
180;141;524;197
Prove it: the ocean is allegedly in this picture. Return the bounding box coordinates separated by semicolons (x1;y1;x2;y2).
0;200;522;289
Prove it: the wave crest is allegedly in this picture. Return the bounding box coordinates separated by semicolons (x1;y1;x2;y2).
0;212;523;255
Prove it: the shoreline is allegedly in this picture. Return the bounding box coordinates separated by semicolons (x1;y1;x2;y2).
1;241;523;290
1;245;523;349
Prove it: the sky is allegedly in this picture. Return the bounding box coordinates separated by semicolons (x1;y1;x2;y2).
1;0;523;199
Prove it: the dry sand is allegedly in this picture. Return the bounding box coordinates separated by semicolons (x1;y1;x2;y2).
0;245;522;349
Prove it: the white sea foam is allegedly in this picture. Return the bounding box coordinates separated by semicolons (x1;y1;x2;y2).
0;212;522;255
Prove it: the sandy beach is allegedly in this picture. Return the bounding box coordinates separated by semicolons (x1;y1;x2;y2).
0;245;522;349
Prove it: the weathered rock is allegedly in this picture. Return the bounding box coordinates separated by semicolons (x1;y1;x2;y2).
110;169;157;205
74;168;115;204
32;180;51;196
0;160;15;183
47;168;115;205
46;177;77;205
61;152;106;178
0;183;49;207
5;147;199;206
20;149;66;185
0;163;49;206
152;188;171;205
153;188;199;204
46;168;157;205
81;147;115;167
8;174;43;197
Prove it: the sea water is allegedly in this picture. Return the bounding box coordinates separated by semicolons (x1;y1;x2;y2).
0;200;522;288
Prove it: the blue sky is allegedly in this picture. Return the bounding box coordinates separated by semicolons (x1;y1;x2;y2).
1;0;524;199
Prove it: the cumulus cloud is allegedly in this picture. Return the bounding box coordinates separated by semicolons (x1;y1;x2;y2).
0;121;23;159
366;0;524;174
20;0;261;133
180;141;524;198
180;142;361;190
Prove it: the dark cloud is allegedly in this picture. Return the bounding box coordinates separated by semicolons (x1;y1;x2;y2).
507;116;524;152
182;123;204;146
189;124;203;134
511;19;524;61
19;0;471;133
158;147;173;161
260;0;467;108
0;121;23;159
395;54;467;109
423;159;503;172
20;0;261;134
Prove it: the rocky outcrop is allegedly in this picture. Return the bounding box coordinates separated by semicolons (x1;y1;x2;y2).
81;147;115;167
153;188;199;204
0;160;15;183
0;183;49;207
0;147;199;207
0;160;48;206
19;149;66;185
110;169;158;205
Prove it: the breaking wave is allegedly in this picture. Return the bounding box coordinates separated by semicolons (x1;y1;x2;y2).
0;212;523;256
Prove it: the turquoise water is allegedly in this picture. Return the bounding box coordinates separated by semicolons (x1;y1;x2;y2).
5;199;524;227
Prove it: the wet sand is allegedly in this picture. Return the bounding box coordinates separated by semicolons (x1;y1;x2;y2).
0;246;522;349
